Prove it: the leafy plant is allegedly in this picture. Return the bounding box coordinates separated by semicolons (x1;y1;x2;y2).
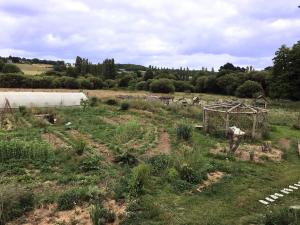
73;139;87;155
113;152;138;166
89;97;98;107
176;123;192;141
129;163;151;196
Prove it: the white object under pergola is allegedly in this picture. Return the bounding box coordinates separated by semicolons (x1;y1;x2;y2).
0;92;88;109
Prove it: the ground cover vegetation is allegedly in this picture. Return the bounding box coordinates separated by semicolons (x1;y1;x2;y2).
0;91;300;224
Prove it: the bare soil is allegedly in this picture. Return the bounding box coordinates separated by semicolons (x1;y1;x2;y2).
7;204;91;225
197;171;225;192
210;144;282;162
278;138;291;151
147;129;171;156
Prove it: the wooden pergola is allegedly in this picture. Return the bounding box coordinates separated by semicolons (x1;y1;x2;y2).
203;102;268;138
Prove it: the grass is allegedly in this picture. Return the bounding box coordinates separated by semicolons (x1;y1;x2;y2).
1;91;300;224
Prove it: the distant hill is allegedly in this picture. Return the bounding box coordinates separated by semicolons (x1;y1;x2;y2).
14;63;53;75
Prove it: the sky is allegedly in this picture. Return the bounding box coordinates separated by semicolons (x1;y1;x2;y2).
0;0;299;70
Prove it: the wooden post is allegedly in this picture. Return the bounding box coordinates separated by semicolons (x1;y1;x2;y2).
252;113;257;138
203;108;208;132
225;112;229;136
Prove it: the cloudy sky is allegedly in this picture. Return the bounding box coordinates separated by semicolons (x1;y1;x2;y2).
0;0;299;69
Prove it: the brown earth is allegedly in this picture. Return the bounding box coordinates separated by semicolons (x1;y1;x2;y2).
147;129;171;156
278;138;291;151
7;204;91;225
103;199;127;225
197;171;225;192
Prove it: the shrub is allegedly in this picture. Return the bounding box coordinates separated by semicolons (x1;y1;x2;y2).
90;204;115;225
79;156;101;172
149;79;175;93
148;155;172;175
263;207;300;225
173;81;194;92
165;167;180;182
118;75;134;87
90;97;98;107
120;102;130;111
176;123;192;141
0;185;34;225
129;163;151;196
18;106;28;116
105;99;118;105
57;187;98;210
136;81;147;90
2;64;22;73
73;139;87;155
178;163;201;184
113;152;138;166
235;80;263;98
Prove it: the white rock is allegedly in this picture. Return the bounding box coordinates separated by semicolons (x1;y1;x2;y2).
281;190;289;194
285;188;293;192
294;184;300;187
265;197;275;202
259;200;269;205
289;185;298;190
270;195;278;199
274;193;284;197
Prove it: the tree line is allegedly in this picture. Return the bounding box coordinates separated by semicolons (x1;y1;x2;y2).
0;40;299;100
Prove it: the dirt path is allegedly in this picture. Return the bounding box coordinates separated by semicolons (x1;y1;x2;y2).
69;130;114;163
146;129;171;156
197;171;225;192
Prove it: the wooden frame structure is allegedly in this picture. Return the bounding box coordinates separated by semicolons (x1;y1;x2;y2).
0;98;14;128
203;102;268;138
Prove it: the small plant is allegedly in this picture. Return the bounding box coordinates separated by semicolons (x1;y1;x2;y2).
73;139;87;155
18;106;28;116
80;99;89;111
249;150;255;161
148;155;172;175
90;203;115;225
105;99;118;106
178;163;201;184
120;102;130;111
89;97;98;107
129;163;151;196
176;123;192;141
79;156;101;172
113;152;138;166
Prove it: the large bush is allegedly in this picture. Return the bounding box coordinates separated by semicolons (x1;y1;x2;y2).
173;80;194;92
136;81;147;90
149;79;175;93
2;64;22;73
129;163;151;196
235;80;263;98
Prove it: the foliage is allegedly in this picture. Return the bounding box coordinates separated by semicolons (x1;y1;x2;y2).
176;123;193;141
235;80;263;98
113;152;138;166
90;203;115;225
90;97;99;107
57;187;98;210
105;99;118;106
2;64;22;73
0;139;52;162
262;207;300;225
149;79;175;93
129;163;151;196
79;156;102;172
148;155;172;175
0;185;34;225
178;163;201;184
73;139;87;155
114;120;141;144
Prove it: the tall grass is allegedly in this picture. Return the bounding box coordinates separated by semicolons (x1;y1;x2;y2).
0;139;52;162
114;120;142;144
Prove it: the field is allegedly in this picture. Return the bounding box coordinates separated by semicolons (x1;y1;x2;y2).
14;63;53;75
1;89;300;225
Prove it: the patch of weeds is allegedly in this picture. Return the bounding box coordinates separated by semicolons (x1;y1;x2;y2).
57;187;99;210
113;152;138;166
147;155;172;175
105;99;118;106
90;203;115;225
0;185;34;225
73;139;87;155
176;123;192;141
90;97;99;107
79;156;102;172
129;163;151;196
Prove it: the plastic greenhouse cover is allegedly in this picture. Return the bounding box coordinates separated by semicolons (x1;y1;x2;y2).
0;92;88;108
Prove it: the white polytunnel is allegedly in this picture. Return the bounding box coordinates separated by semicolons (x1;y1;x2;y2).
0;92;88;109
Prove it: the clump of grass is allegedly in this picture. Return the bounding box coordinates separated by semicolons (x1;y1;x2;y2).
114;120;142;144
0;185;34;225
129;163;151;196
90;203;115;225
57;187;98;210
176;123;193;141
18;106;28;116
90;97;99;107
73;139;87;155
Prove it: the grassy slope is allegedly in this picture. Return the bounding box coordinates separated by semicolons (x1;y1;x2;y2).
14;63;53;75
0;92;300;225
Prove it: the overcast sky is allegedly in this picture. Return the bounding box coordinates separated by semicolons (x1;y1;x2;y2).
0;0;299;69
